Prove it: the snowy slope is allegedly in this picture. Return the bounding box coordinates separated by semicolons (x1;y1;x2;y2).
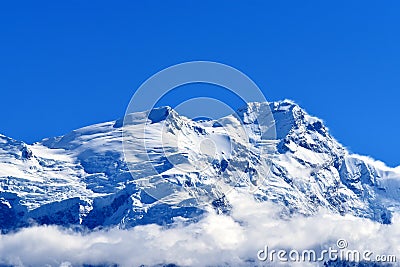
1;100;400;232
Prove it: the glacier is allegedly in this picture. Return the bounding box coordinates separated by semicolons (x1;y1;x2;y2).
1;99;400;235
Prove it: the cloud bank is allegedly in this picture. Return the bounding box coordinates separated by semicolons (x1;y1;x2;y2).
1;191;399;267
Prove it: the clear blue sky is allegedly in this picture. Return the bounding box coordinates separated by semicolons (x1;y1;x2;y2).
0;1;399;167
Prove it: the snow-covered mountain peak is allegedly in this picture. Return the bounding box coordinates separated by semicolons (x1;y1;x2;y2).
1;100;400;233
113;106;184;129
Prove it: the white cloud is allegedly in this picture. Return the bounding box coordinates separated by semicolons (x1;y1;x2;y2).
1;191;399;267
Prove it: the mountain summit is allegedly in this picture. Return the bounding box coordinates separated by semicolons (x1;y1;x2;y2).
1;100;399;232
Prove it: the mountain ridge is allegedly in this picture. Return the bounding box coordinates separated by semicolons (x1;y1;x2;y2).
1;100;399;233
